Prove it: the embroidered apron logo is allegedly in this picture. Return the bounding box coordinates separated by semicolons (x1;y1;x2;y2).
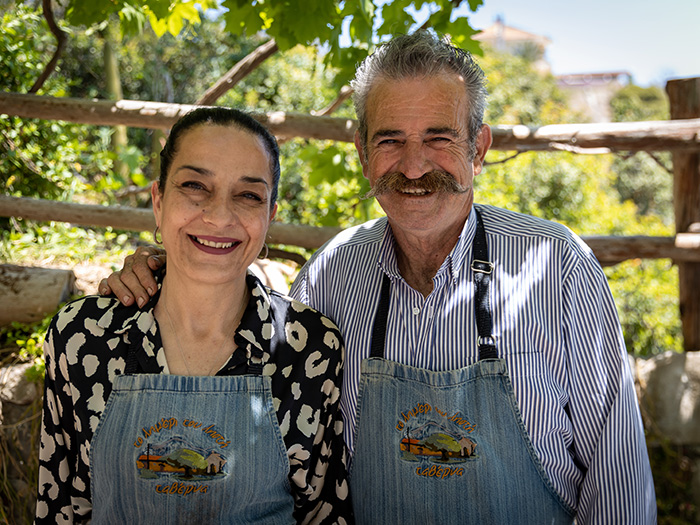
395;403;478;477
133;417;230;494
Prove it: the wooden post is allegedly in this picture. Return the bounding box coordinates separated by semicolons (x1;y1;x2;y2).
667;78;700;351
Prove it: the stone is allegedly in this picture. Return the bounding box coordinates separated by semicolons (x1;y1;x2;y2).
0;363;40;406
636;351;700;446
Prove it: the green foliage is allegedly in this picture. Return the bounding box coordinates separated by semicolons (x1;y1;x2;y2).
61;0;483;89
605;260;682;355
220;0;483;87
611;84;669;122
0;6;119;204
1;222;140;265
480;47;574;125
0;316;51;376
65;0;219;37
610;84;673;222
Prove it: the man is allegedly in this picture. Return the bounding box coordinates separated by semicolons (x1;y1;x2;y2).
103;31;655;523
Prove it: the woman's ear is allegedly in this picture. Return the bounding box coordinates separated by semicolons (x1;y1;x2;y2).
151;181;162;226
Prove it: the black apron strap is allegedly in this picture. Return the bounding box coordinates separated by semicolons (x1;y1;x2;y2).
370;273;392;358
125;328;142;374
471;208;498;360
369;207;497;361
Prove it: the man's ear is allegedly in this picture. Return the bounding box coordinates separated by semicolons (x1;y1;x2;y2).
472;124;493;177
354;130;369;179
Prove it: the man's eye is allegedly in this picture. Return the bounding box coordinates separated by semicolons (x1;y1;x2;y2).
181;181;205;191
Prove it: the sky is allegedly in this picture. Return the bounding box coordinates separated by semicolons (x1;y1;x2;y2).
456;0;700;87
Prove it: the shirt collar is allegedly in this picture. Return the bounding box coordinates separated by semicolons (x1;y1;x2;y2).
236;272;273;360
376;206;479;285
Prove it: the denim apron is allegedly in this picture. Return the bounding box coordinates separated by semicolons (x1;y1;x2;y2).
89;336;295;524
349;210;575;524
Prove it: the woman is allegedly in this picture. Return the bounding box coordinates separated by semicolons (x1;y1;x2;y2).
35;107;352;524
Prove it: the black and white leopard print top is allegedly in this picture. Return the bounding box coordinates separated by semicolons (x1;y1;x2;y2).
35;272;352;524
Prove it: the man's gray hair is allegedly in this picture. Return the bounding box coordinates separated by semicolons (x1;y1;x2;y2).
351;30;488;159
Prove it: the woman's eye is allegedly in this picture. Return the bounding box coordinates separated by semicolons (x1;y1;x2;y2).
242;192;263;202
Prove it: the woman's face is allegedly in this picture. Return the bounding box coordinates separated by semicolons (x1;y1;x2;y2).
152;124;277;286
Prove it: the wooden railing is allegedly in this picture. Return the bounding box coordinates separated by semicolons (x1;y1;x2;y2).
1;79;699;349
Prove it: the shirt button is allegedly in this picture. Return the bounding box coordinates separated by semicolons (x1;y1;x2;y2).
413;307;420;315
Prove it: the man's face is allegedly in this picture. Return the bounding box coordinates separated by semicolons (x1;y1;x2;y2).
356;73;491;239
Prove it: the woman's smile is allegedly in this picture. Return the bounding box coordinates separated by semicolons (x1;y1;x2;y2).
188;234;241;254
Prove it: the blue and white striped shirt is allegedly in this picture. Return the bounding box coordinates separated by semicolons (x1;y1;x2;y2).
290;203;655;522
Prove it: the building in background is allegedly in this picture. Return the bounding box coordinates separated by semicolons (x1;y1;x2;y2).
474;17;630;122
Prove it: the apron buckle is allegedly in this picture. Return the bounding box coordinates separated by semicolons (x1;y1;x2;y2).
471;260;494;274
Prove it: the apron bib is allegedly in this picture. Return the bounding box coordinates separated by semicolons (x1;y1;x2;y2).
349;209;575;524
90;368;295;523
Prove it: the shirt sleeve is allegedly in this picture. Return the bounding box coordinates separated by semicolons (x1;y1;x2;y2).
563;250;656;523
35;318;91;524
289;268;308;304
286;318;353;524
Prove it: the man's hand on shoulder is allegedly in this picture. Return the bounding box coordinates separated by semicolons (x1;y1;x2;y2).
99;246;166;307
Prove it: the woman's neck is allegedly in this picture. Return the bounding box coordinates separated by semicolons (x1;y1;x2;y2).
154;273;250;375
158;273;249;336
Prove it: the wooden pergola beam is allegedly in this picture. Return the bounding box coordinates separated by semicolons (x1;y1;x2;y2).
2;195;700;264
2;92;700;152
0;196;342;250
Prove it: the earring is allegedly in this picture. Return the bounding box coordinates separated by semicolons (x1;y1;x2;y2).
258;243;269;259
153;226;163;245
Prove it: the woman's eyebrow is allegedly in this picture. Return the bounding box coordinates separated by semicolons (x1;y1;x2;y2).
240;176;270;187
174;166;269;187
174;164;213;176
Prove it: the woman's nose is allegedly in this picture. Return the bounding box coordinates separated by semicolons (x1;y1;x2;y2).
202;198;236;226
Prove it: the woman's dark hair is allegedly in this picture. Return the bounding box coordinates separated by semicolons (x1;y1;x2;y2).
159;107;281;209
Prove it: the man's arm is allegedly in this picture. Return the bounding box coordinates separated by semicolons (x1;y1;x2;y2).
563;252;656;522
98;246;166;306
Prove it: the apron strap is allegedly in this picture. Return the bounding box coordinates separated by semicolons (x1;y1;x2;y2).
369;206;498;361
471;208;498;360
370;274;392;358
125;328;142;374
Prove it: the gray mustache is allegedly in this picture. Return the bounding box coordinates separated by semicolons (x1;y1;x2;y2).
363;170;469;199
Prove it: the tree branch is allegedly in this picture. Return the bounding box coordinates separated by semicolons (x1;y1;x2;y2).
645;151;674;175
196;39;279;106
311;86;354;116
29;0;68;94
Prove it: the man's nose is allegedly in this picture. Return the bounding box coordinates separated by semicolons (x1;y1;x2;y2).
397;142;431;179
